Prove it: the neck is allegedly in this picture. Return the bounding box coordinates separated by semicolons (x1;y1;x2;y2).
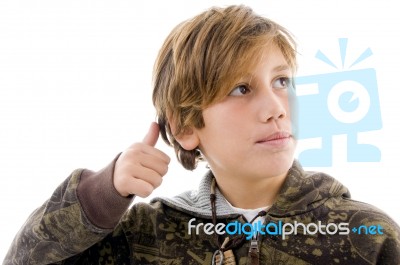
214;172;288;209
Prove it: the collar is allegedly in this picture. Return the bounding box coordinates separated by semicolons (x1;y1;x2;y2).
151;160;350;219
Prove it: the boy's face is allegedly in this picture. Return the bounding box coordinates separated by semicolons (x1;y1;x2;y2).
189;45;296;181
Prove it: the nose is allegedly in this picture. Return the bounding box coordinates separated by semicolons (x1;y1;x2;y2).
258;87;287;123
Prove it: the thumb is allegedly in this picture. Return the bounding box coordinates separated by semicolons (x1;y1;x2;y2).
142;122;160;147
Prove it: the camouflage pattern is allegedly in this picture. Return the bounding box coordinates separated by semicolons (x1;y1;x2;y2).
4;161;400;264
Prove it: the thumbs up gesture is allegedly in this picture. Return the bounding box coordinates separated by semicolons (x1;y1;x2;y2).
113;122;171;198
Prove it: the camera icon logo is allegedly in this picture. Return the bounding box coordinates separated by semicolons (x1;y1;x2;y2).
295;38;382;167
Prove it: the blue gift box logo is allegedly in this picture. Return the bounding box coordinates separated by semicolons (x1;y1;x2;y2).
295;38;382;167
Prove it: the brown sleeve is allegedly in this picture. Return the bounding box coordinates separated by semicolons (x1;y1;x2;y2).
77;154;134;229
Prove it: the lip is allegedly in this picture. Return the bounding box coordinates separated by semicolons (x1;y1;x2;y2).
255;131;292;147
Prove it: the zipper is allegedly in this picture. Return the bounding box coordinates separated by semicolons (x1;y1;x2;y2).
247;235;260;265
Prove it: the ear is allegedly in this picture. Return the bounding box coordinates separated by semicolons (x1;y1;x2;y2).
174;126;200;151
167;113;200;151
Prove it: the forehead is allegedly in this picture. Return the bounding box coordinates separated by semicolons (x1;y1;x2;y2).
230;44;292;84
252;45;291;72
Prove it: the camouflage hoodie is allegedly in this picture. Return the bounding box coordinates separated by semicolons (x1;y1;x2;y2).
4;159;400;264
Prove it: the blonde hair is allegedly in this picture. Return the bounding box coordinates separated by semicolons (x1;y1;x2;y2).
152;5;297;170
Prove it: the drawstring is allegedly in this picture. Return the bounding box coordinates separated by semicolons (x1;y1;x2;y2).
210;177;267;265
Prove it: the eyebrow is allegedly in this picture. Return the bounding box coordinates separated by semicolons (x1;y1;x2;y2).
235;64;292;84
273;64;291;72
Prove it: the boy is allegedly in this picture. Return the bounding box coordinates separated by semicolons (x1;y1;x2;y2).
4;5;400;265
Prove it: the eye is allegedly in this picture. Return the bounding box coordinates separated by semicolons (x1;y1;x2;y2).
273;77;291;89
229;84;251;96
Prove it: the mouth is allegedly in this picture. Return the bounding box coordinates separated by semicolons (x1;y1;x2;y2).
256;131;292;147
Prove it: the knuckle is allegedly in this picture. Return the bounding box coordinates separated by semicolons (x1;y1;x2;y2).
153;177;163;188
128;147;143;158
130;142;142;149
161;165;169;176
138;186;153;198
163;154;171;164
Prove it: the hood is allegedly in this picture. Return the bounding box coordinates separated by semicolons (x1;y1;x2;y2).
152;160;351;219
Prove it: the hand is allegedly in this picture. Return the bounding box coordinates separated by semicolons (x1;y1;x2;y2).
113;122;171;198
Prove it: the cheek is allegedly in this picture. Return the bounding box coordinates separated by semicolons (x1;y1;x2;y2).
201;100;253;140
200;107;245;153
202;105;232;130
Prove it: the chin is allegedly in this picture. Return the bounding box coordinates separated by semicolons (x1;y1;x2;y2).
264;156;295;176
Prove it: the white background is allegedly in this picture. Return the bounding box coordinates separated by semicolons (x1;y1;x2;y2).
1;0;399;260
